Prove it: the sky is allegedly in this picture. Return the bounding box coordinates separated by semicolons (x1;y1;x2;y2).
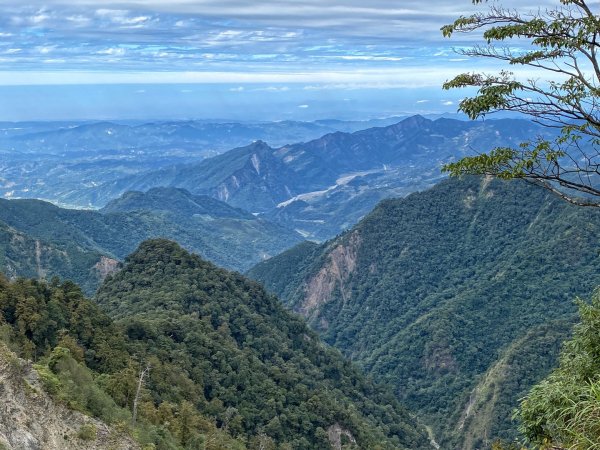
0;0;559;121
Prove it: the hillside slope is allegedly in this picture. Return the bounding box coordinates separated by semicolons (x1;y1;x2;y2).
0;189;301;293
94;239;433;449
0;245;432;449
0;220;112;294
0;344;138;450
248;177;600;448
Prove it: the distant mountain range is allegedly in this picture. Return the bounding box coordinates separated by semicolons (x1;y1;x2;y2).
0;117;411;208
248;177;600;448
84;116;548;240
2;115;548;240
0;187;301;293
0;117;422;155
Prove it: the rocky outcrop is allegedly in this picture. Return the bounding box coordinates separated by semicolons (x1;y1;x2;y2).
327;424;357;450
300;232;361;324
0;344;138;450
93;256;120;281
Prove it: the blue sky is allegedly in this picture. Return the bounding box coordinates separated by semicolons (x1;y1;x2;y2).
0;0;557;121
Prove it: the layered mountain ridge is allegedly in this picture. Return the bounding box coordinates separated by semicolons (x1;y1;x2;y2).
0;116;411;209
2;115;550;241
0;188;301;293
89;116;548;240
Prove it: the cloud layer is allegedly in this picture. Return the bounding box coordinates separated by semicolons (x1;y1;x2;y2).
0;0;568;120
0;0;559;85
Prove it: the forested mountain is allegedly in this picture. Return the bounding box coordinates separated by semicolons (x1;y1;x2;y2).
248;176;600;448
0;240;434;449
101;187;254;218
86;116;547;240
0;190;301;293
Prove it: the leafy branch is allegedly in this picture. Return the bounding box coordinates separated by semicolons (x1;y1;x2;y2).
442;0;600;206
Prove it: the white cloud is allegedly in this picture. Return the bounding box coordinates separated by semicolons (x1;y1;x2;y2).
66;15;92;26
298;104;309;108
30;13;50;24
36;46;56;54
95;9;128;17
338;55;404;61
229;86;245;92
442;100;454;106
210;30;244;41
254;86;290;92
97;47;126;56
95;9;151;27
0;66;547;87
416;99;429;104
118;16;151;25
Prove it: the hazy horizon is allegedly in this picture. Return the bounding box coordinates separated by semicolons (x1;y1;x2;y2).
0;0;555;121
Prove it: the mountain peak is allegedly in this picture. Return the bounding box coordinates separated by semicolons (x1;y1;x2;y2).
124;238;194;268
398;114;432;127
101;187;255;219
95;239;432;448
249;139;271;148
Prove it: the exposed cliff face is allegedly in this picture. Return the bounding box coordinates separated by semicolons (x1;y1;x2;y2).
300;232;361;326
327;424;357;450
0;344;138;450
92;256;120;281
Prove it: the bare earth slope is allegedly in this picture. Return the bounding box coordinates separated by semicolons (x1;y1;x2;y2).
0;344;138;450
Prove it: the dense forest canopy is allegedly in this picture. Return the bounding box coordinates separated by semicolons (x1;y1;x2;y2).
0;240;432;450
0;190;301;294
248;176;600;448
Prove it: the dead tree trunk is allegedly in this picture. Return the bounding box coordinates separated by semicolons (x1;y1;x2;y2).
132;364;150;428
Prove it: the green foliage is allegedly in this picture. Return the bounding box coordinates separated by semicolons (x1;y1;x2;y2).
46;347;130;423
517;289;600;449
247;241;321;299
77;423;97;441
441;0;600;205
95;239;432;449
0;275;235;450
250;176;600;447
34;363;62;396
0;241;432;449
458;321;572;449
0;190;301;295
